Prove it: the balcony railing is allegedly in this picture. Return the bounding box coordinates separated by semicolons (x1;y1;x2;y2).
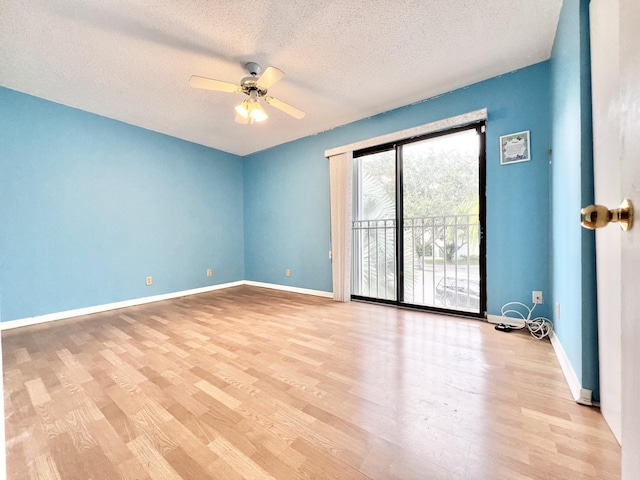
352;214;480;312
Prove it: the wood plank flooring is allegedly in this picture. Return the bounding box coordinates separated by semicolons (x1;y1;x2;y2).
3;286;620;479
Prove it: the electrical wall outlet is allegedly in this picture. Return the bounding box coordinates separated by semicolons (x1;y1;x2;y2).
556;301;561;318
285;268;291;277
532;290;543;304
145;276;153;286
207;268;212;277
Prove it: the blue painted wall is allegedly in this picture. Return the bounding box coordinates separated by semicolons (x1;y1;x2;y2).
549;0;598;398
244;62;552;318
243;136;333;291
0;88;245;322
1;62;556;330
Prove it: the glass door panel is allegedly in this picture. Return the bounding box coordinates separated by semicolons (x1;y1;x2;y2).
402;129;481;313
352;149;397;301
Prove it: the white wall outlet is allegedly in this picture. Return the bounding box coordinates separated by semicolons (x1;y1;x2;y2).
532;290;543;304
145;276;153;286
556;301;561;318
329;250;332;259
285;268;291;277
207;268;212;277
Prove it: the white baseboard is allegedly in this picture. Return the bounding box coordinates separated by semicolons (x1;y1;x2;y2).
243;281;333;299
487;313;525;327
549;331;593;405
0;281;332;331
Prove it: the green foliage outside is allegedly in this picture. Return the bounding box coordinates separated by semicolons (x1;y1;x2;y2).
353;130;481;299
359;131;479;220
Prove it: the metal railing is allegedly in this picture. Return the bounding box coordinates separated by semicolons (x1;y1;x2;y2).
352;219;397;300
352;214;480;312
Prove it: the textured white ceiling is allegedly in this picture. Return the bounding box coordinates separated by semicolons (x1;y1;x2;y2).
0;0;562;156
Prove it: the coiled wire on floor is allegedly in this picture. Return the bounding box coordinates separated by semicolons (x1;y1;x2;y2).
500;302;553;340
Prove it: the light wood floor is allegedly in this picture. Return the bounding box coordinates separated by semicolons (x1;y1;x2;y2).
3;286;620;479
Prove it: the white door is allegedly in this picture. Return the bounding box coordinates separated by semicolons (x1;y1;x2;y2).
619;0;640;475
590;0;640;477
590;0;622;443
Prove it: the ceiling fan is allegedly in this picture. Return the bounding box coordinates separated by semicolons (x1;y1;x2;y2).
189;62;305;124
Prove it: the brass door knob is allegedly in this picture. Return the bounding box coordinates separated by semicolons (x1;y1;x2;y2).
580;199;634;231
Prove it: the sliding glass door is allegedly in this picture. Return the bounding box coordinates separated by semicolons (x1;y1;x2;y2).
352;124;485;316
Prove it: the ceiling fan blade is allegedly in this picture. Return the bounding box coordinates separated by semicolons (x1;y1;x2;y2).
264;96;305;120
189;75;241;93
256;66;285;90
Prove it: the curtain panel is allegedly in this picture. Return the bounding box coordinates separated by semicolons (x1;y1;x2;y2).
328;152;353;302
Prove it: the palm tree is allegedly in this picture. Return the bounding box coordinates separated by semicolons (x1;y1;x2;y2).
354;170;397;299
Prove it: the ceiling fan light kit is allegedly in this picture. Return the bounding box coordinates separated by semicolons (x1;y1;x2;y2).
189;62;305;124
234;90;268;124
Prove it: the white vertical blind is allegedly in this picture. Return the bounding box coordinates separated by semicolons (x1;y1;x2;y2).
328;152;353;301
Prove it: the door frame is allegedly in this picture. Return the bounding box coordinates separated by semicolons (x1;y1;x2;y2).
351;121;487;318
